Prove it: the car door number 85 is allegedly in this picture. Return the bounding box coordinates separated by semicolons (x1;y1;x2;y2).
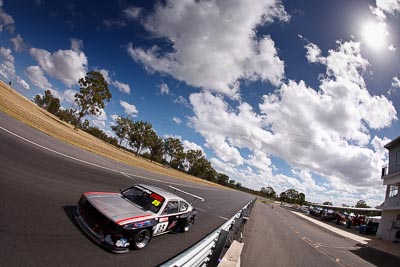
154;222;168;234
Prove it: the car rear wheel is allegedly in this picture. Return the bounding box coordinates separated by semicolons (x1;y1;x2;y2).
131;229;151;250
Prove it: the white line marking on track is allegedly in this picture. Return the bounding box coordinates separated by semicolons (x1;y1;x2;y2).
0;126;217;191
196;207;229;220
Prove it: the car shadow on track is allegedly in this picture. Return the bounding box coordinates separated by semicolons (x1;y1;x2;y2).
350;244;400;267
63;205;79;227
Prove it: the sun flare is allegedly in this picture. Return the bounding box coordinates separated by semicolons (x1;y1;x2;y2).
361;21;388;50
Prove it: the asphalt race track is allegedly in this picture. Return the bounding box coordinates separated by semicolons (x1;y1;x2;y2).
0;111;253;266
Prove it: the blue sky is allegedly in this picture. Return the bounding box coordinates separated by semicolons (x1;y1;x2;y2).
1;0;400;206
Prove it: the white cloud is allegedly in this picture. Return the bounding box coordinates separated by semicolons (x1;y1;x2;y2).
0;46;28;90
17;78;29;90
0;47;15;80
389;76;400;95
376;0;400;15
62;89;78;104
11;34;27;52
103;6;142;29
111;114;119;121
119;100;138;116
96;113;108;124
70;38;83;53
29;39;88;87
98;68;130;94
188;40;395;205
245;150;273;174
172;117;181;125
182;139;204;154
324;41;369;87
174;95;190;108
91;119;106;128
388;44;396;51
159;83;169;95
98;69;111;84
128;0;288;98
0;1;15;34
392;76;400;88
25;66;52;91
370;0;400;21
190;92;258;165
258;41;396;185
103;19;126;29
304;43;325;64
87;108;107;129
113;80;130;94
123;6;142;20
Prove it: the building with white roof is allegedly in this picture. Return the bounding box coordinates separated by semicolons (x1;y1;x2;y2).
376;137;400;241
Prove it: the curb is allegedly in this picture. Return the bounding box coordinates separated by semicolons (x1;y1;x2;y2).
218;241;244;267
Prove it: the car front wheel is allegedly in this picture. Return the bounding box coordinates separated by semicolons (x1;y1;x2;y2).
183;217;194;232
131;229;151;250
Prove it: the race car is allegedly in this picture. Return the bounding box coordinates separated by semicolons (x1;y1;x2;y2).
75;184;204;253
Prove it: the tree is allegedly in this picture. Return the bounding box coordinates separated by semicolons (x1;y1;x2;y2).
261;186;276;199
279;189;306;204
235;182;242;189
34;90;60;115
196;157;216;181
148;133;164;163
111;116;132;146
84;125;118;146
323;201;333;206
280;191;288;202
186;149;205;175
129;121;155;156
285;189;299;204
355;200;369;208
74;71;111;129
57;108;79;125
216;173;229;185
298;193;305;205
163;137;184;165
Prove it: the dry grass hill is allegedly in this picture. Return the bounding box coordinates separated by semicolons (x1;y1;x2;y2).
0;81;221;187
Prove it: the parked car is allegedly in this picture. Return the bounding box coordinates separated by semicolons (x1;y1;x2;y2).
75;184;204;253
300;206;310;214
321;210;337;221
359;216;381;235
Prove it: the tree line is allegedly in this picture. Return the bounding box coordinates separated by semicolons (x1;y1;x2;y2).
32;71;241;188
259;186;306;205
322;200;371;208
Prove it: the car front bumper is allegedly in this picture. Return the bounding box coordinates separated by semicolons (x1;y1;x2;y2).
74;208;129;254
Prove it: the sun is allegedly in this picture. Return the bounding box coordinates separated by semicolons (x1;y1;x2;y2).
361;21;388;50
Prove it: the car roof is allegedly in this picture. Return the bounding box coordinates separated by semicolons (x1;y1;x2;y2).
137;184;186;202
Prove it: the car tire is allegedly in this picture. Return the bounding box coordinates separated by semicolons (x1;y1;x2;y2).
131;229;151;250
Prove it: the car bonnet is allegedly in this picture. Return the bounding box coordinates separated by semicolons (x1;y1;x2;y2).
84;192;155;225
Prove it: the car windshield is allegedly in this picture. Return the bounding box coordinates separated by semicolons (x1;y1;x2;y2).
121;186;165;214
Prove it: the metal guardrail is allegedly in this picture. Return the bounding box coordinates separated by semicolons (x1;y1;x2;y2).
160;198;256;267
